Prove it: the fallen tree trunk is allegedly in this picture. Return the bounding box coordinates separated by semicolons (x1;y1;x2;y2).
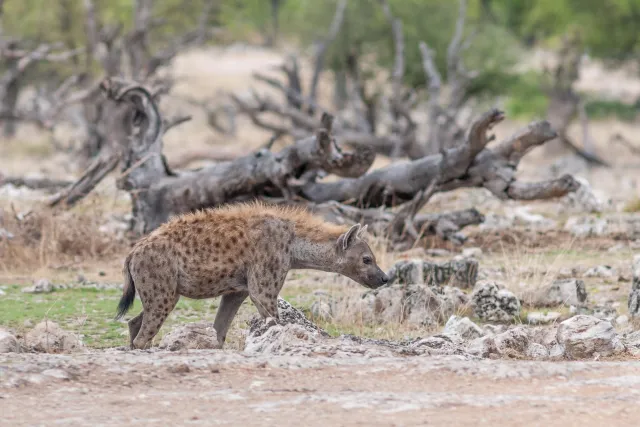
51;78;579;238
0;174;73;192
309;201;485;245
299;115;580;206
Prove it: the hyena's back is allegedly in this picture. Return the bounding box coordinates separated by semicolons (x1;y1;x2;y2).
127;208;296;300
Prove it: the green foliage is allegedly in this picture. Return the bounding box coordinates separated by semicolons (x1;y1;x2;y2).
501;71;549;119
484;0;640;60
272;0;522;98
3;0;640;121
585;99;639;122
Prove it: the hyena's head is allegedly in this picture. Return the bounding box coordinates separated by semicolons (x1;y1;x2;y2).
336;224;388;289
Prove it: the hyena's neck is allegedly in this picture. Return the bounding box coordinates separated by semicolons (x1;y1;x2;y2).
290;236;340;273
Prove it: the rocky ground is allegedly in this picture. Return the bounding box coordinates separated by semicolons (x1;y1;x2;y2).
2;293;640;425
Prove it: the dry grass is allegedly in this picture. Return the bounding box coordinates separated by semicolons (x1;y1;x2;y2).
0;203;129;275
624;197;640;213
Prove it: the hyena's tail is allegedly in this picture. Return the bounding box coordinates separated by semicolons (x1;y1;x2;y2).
115;252;136;320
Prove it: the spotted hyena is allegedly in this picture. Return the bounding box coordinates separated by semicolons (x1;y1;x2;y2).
116;202;389;349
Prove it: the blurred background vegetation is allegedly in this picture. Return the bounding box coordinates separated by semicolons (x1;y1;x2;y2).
2;0;640;121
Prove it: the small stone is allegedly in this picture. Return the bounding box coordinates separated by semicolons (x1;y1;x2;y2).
26;374;47;385
471;281;521;322
557;315;625;359
0;289;5;296
22;278;54;294
23;319;33;328
466;336;496;358
0;228;14;240
310;300;332;321
556;267;579;280
160;322;221;351
584;265;616;279
482;324;507;336
548;343;566;360
526;311;562;325
590;305;618;322
526;343;549;360
425;249;451;257
525;279;587;308
409;334;465;356
493;327;531;357
387;258;478;289
616;315;629;327
623;331;640;356
461;247;483;259
443;315;484;340
41;369;71;380
564;216;608;237
167;364;191;374
0;329;19;353
25;320;83;353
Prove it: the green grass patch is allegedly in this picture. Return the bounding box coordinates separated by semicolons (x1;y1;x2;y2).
503;72;549;120
0;285;226;348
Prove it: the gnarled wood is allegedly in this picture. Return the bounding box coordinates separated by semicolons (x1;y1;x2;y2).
52;78;578;240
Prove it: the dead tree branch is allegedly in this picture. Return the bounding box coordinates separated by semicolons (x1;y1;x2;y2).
542;33;609;167
308;0;347;113
309;200;484;245
299;110;579;205
51;80;578;240
227;0;477;160
611;133;640;157
0;42;81;137
0;174;72;193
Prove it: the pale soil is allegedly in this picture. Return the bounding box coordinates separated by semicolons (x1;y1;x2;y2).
2;351;640;426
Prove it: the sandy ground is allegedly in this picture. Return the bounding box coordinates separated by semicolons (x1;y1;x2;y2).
2;350;640;426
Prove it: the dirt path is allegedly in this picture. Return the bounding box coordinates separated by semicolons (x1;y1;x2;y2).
2;351;640;426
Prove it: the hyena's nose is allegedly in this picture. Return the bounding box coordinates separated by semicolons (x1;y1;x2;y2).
381;273;389;284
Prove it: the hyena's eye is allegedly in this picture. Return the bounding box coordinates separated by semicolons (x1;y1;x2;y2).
363;256;372;265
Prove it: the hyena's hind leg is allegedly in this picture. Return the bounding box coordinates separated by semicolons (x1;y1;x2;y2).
127;312;144;348
132;293;179;349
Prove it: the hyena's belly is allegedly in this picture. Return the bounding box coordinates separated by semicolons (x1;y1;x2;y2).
177;267;247;299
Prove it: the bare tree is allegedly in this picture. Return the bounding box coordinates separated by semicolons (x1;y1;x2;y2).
226;0;479;161
0;0;214;167
542;33;608;167
0;38;81;137
64;0;216;165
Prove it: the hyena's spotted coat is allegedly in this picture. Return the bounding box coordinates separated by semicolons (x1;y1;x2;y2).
116;202;388;349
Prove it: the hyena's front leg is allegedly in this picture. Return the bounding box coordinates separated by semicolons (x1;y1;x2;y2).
247;267;287;324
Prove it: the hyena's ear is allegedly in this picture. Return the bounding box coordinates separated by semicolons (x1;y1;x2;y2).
337;224;362;251
356;224;368;239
